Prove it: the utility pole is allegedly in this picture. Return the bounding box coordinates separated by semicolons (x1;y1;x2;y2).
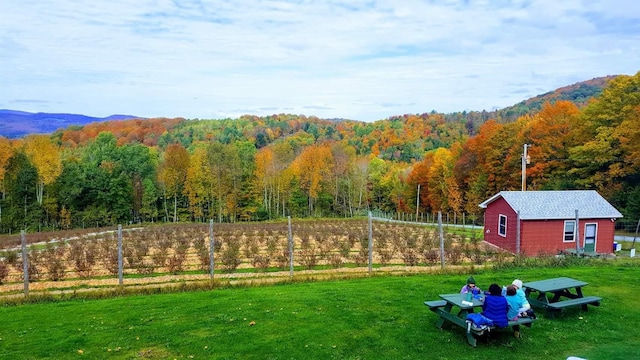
415;184;420;220
521;144;530;191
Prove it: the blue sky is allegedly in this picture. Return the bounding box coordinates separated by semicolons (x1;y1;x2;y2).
1;0;639;121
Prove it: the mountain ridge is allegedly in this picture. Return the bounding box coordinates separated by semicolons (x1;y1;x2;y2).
0;110;141;138
0;75;618;138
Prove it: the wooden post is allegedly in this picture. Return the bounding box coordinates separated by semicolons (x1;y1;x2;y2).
21;230;28;296
368;211;373;273
415;184;420;220
632;219;639;248
438;212;445;269
288;216;293;277
118;224;123;285
209;219;215;279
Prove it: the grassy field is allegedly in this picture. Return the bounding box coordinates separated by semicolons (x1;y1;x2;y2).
1;260;639;359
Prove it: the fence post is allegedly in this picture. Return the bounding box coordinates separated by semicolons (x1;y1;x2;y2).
118;224;123;285
288;216;293;277
438;212;445;270
21;230;28;296
368;211;373;273
209;219;215;279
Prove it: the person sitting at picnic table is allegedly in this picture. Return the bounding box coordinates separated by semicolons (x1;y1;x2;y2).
505;285;525;320
511;279;533;317
481;283;508;328
460;276;482;295
505;285;525;338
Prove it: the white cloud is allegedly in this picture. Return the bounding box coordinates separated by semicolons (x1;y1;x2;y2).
1;0;639;121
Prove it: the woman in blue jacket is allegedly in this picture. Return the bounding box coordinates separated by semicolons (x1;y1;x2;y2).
481;283;509;328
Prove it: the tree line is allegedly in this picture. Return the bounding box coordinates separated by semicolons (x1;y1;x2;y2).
1;71;639;233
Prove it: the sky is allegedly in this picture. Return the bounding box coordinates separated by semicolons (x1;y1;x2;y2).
1;1;639;122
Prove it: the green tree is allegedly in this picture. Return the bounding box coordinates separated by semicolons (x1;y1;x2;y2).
3;152;39;231
569;71;640;198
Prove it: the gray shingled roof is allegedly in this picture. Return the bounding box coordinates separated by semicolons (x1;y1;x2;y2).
478;190;623;220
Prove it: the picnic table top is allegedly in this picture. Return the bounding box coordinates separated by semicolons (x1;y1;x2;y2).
523;277;588;293
439;293;484;309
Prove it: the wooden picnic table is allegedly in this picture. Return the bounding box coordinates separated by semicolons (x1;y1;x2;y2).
523;277;601;316
424;293;534;347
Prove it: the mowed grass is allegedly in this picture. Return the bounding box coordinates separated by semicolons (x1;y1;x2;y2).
1;262;639;360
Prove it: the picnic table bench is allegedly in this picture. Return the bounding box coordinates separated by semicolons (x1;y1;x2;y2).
523;277;601;317
425;294;535;347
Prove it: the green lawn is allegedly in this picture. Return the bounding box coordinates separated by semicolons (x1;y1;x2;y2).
1;261;639;359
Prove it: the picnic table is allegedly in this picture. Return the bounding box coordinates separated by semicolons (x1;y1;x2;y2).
523;277;601;317
425;293;534;347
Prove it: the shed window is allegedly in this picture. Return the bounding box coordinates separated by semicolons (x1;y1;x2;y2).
498;215;507;237
564;220;576;242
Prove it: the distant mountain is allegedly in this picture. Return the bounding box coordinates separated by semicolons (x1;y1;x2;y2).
0;75;617;138
0;110;141;138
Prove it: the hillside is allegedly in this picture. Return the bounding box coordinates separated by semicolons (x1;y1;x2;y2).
491;75;618;121
0;75;617;139
0;71;637;233
0;110;140;138
442;75;618;124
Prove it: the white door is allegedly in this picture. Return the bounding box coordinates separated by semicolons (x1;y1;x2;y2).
583;223;597;253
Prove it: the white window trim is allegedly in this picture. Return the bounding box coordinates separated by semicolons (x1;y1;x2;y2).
498;214;507;237
583;222;598;246
563;220;576;243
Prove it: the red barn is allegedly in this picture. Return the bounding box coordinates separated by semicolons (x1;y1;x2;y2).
479;190;623;256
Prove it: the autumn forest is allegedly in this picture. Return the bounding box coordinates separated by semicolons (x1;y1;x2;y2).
1;72;639;234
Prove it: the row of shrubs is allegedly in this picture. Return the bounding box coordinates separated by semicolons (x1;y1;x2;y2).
0;220;492;285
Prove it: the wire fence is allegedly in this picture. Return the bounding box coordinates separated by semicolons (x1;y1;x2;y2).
0;213;486;297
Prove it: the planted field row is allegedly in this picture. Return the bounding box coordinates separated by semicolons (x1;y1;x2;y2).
0;220;490;286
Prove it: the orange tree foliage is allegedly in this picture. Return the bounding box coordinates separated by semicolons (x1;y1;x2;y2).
57;118;184;147
4;72;640;231
407;151;433;213
253;142;296;217
426;147;462;213
291;143;334;213
525;101;580;189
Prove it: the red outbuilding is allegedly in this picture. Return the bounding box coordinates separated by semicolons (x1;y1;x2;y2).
479;190;623;256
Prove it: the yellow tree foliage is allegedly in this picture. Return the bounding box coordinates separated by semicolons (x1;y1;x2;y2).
0;137;13;189
426;147;462;213
255;142;296;217
23;134;62;204
617;106;640;173
291;143;334;213
0;137;14;222
184;146;209;219
379;162;411;213
158;143;190;222
570;71;640;194
254;146;275;208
